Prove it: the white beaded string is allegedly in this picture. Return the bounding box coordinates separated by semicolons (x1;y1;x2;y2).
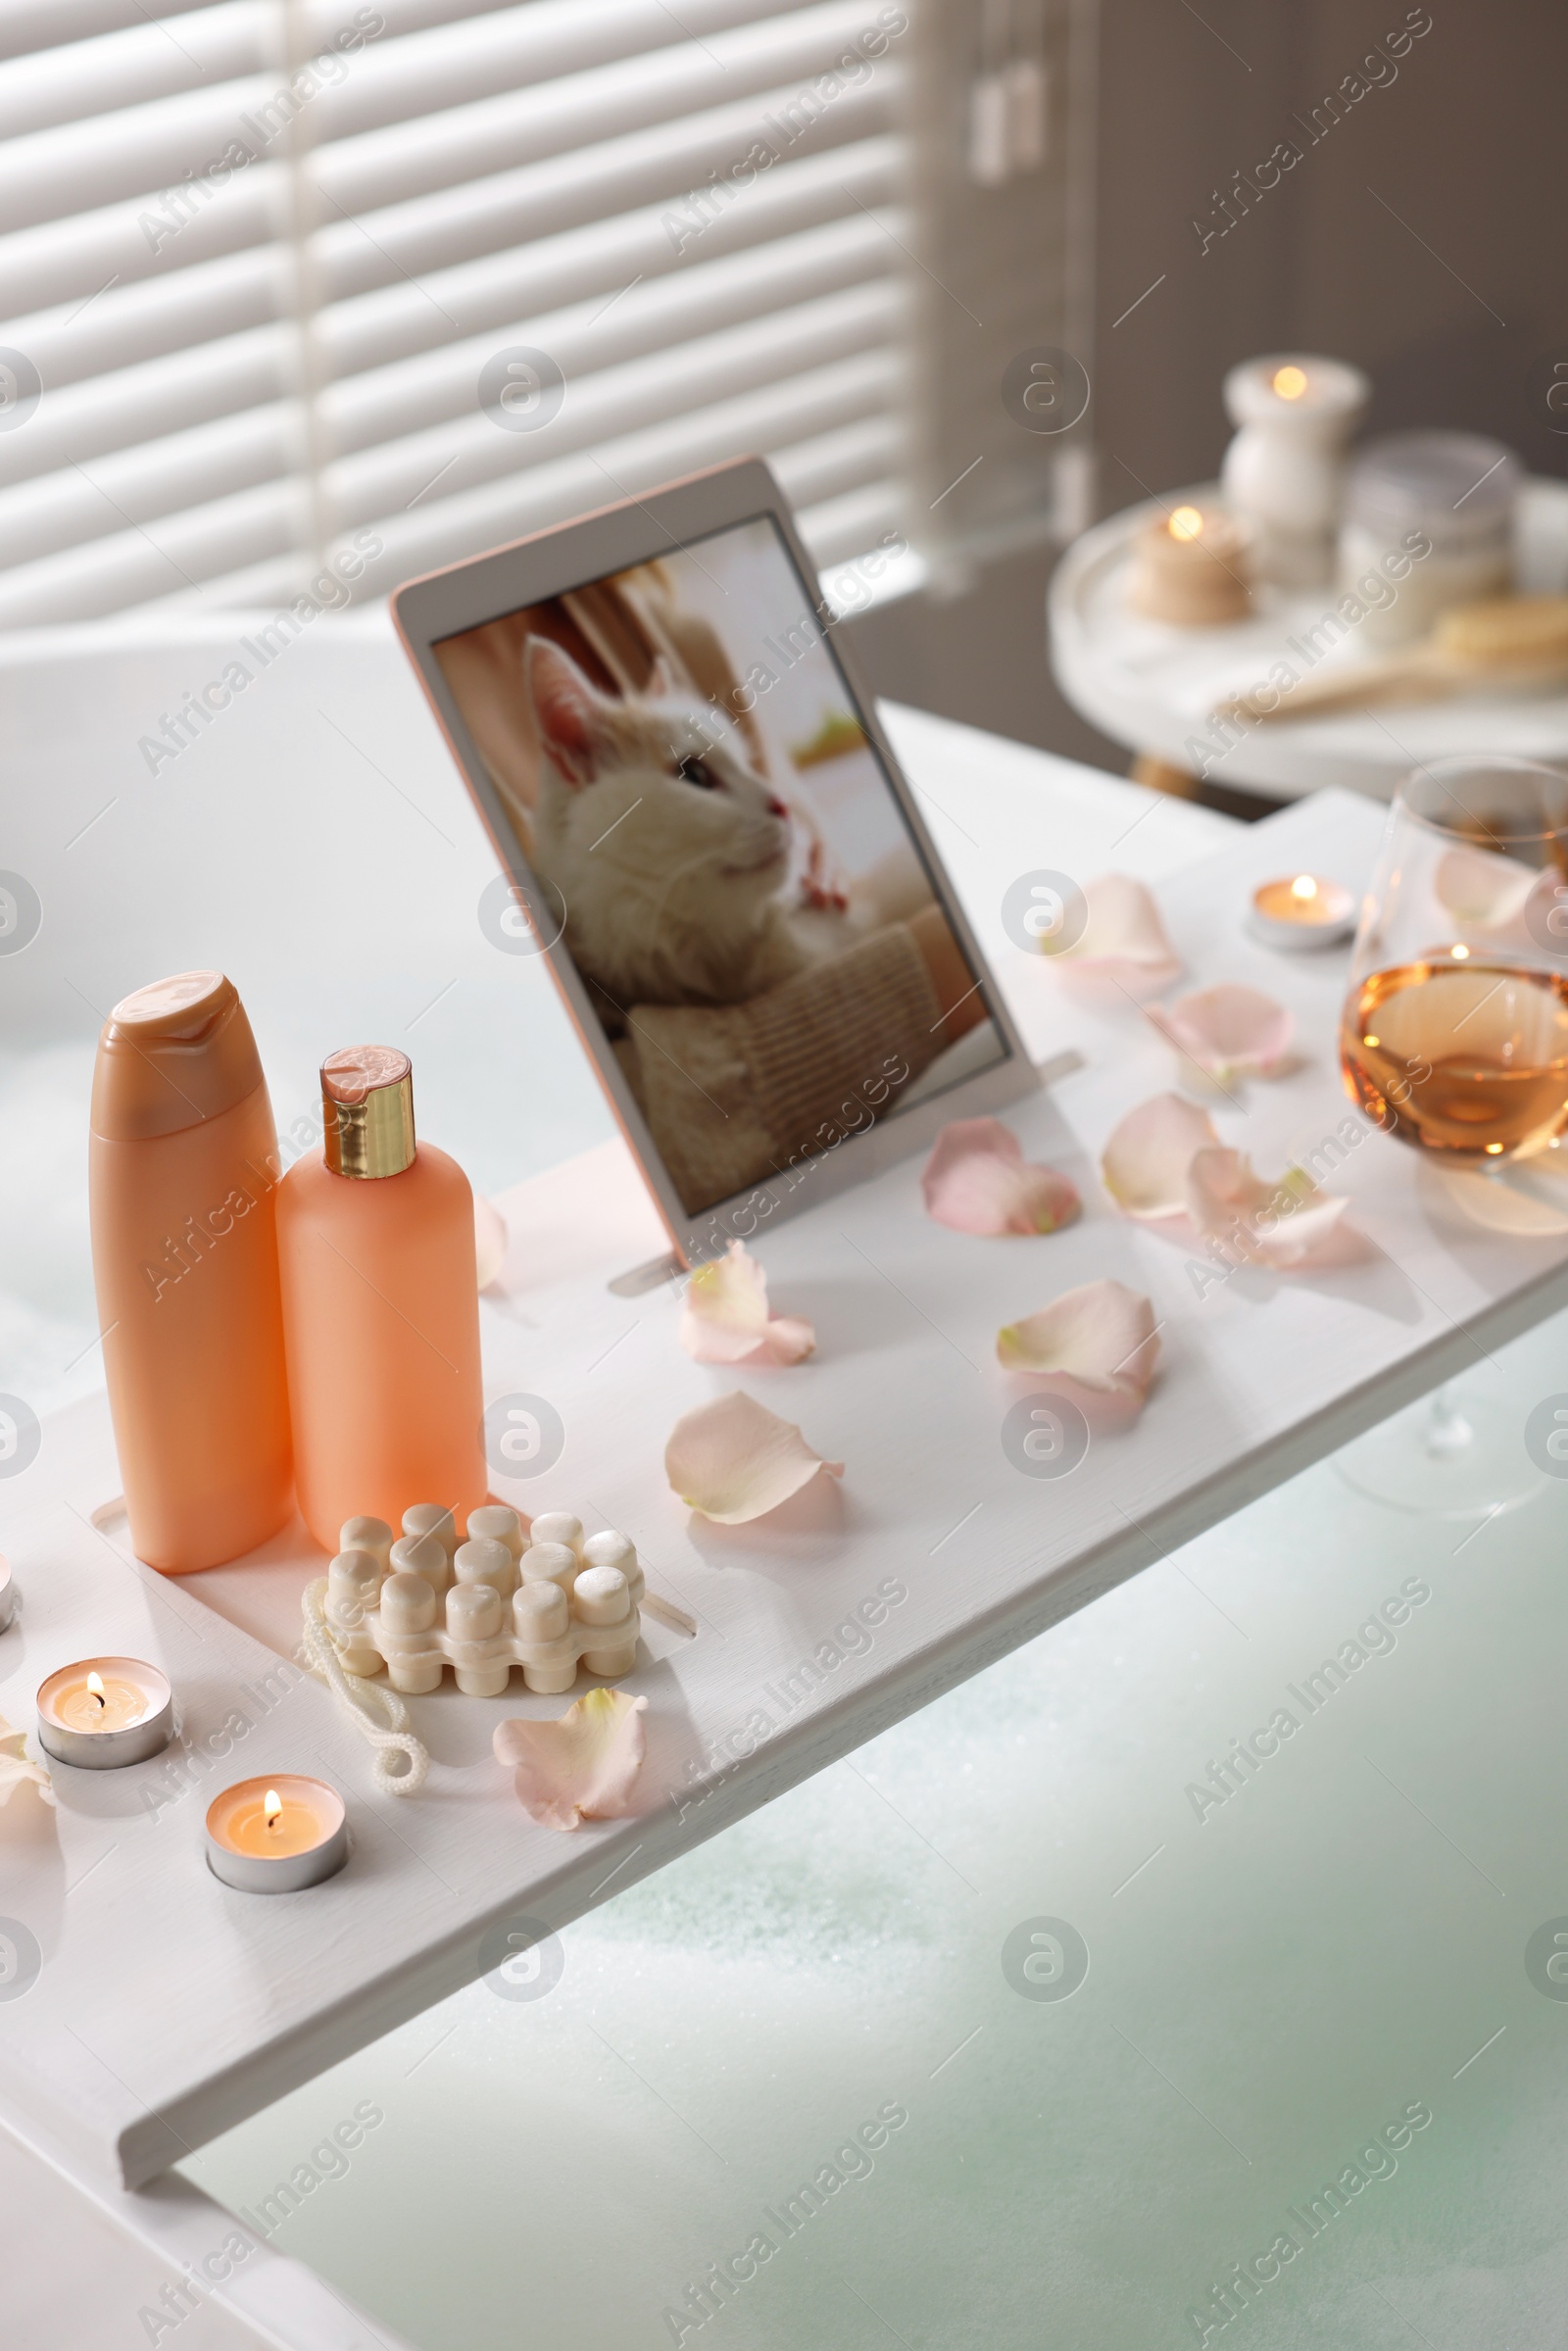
298;1577;429;1797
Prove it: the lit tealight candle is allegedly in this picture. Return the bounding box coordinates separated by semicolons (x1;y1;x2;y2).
206;1774;348;1893
36;1655;173;1769
1128;502;1252;625
1250;872;1356;951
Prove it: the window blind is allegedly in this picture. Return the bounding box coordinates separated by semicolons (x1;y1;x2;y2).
0;0;912;626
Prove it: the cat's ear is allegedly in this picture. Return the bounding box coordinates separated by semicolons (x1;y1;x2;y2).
523;637;608;786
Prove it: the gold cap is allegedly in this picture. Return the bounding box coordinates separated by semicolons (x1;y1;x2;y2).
320;1046;416;1179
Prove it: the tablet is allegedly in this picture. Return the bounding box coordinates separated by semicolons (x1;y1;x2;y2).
392;457;1037;1267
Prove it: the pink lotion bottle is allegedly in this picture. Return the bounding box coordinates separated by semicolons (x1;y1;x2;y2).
89;971;294;1572
275;1047;488;1553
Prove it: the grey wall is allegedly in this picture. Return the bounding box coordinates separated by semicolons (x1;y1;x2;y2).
847;0;1568;776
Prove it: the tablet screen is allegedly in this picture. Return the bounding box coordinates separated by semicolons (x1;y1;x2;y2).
432;513;1008;1217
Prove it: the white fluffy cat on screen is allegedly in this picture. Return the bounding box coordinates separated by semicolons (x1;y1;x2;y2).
523;635;920;1013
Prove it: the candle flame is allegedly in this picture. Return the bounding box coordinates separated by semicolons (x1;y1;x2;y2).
1168;505;1204;542
87;1670;106;1708
264;1788;282;1831
1451;944;1470;959
1290;874;1318;902
1272;364;1308;399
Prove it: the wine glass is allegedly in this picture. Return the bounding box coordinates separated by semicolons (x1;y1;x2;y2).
1335;755;1568;1516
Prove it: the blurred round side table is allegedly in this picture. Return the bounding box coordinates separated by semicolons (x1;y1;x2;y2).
1049;475;1568;804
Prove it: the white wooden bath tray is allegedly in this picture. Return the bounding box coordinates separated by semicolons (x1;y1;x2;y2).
5;788;1568;2193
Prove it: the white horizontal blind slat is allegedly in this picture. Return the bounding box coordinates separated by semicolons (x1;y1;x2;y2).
0;73;295;234
791;474;902;564
310;0;882;151
0;1;221;69
311;73;894;318
0;0;914;622
323;209;899;457
127;457;906;621
0;3;268;143
320;134;899;384
344;343;904;590
328;274;906;528
325;276;902;520
770;412;902;514
0;0;892;319
311;23;897;250
0;400;296;572
0;343;898;627
303;0;820;65
0;140;896;495
0;171;284;326
0;252;291;444
0;475;305;626
0;80;893;367
0;223;897;567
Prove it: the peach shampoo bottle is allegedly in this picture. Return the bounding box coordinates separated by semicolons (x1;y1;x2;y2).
89;971;294;1573
275;1047;488;1553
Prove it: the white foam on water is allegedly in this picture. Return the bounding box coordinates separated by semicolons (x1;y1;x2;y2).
182;1313;1568;2349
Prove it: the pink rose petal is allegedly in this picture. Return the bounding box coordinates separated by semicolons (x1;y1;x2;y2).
1187;1147;1348;1267
665;1392;843;1524
1054;874;1182;1003
0;1711;53;1811
996;1278;1160;1405
680;1241;815;1366
1145;984;1294;1083
474;1195;509;1289
1101;1094;1220;1218
1435;846;1538;935
494;1688;648;1833
921;1117;1081;1237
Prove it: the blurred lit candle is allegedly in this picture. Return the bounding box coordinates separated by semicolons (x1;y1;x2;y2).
206;1774;348;1892
1250;872;1356;951
36;1656;173;1768
1221;354;1370;587
1128;502;1252;625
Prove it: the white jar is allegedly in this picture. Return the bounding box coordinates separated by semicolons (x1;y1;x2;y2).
1340;431;1519;647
